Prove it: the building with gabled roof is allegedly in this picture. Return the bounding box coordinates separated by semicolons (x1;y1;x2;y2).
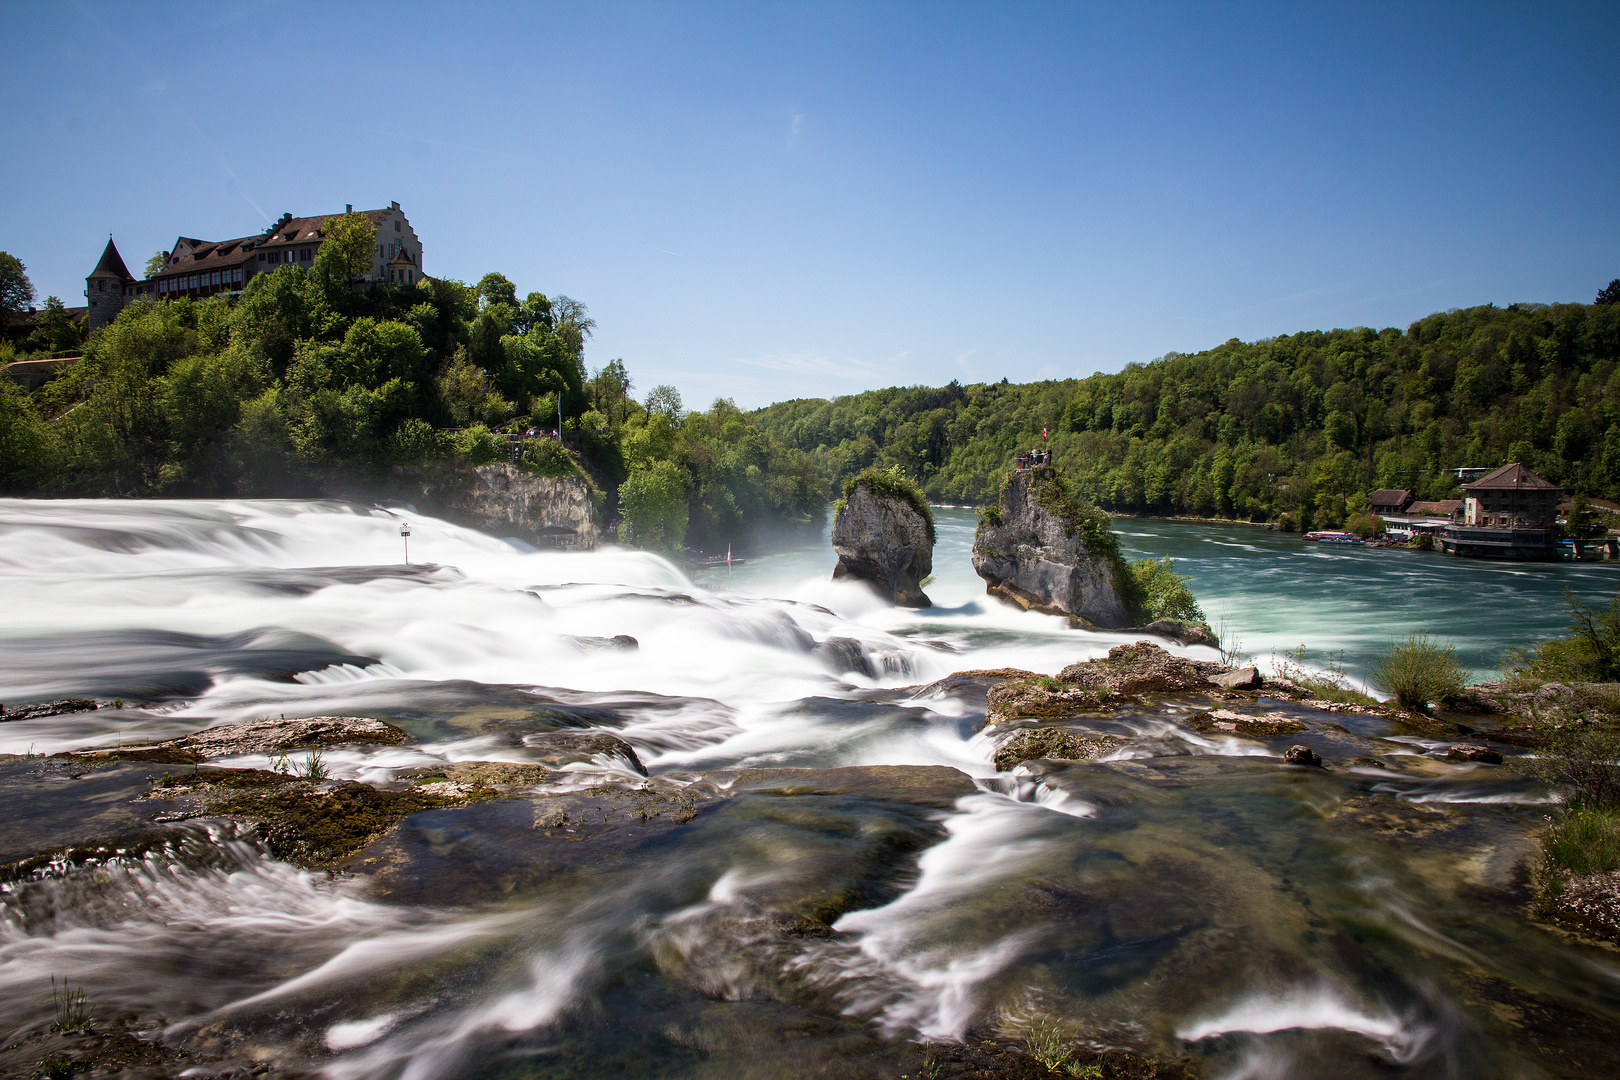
1440;462;1563;559
1369;489;1413;517
1461;462;1561;527
86;202;423;329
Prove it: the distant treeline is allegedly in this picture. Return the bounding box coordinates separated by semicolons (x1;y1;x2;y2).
0;220;825;554
752;295;1620;529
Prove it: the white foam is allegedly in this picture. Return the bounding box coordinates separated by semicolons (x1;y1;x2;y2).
1177;984;1419;1058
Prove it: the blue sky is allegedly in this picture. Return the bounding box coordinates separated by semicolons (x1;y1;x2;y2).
3;2;1617;408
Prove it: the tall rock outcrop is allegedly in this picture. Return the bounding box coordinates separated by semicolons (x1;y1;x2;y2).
972;466;1132;628
830;473;934;607
420;462;599;547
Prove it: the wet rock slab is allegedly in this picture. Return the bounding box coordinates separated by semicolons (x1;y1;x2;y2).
0;757;180;865
348;765;975;912
71;714;409;764
1188;709;1307;739
145;768;464;867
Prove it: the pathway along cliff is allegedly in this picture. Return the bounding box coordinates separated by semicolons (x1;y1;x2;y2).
0;497;1617;1080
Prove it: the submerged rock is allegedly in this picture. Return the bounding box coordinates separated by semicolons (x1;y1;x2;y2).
1447;743;1504;764
1283;744;1325;768
994;726;1122;770
570;634;640;651
813;636;876;678
1189;709;1306;738
521;730;648;775
971;466;1131;628
830;475;934;607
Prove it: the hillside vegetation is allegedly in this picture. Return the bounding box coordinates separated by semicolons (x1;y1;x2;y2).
0;218;825;554
753;297;1620;529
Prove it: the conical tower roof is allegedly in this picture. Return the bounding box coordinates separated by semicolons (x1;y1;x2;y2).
88;237;134;282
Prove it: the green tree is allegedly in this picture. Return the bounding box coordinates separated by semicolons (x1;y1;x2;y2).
313;210;378;291
646;384;683;420
618;459;688;552
0;252;34;323
144;251;169;279
1597;279;1620;306
476;273;519;310
29;297;81;353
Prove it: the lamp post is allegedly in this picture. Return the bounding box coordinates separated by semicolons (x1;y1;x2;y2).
400;522;411;566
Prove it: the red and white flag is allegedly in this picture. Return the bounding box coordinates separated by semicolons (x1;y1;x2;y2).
727;544;732;568
1041;424;1048;442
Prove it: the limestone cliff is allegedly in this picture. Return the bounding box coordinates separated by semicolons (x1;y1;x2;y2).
830;475;934;607
420;462;599;547
971;466;1131;627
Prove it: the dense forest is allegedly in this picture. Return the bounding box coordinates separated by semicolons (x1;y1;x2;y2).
754;291;1620;530
6;233;1618;545
0;218;825;554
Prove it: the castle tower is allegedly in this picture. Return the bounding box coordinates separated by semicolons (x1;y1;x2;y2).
86;237;135;330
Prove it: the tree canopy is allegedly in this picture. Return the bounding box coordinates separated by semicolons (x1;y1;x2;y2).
0;261;826;554
753;298;1620;531
0;252;34;322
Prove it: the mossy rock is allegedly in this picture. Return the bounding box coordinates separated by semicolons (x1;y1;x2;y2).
150;769;462;867
1186;710;1308;739
989;679;1111;723
995;726;1122;770
837;466;935;544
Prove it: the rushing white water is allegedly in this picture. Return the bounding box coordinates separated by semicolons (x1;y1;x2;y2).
0;499;1145;771
3;498;1616;1080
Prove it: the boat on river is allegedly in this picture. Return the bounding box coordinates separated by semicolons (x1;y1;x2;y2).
1303;529;1366;544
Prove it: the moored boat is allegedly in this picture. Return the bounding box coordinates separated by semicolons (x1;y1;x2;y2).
1303;530;1366;545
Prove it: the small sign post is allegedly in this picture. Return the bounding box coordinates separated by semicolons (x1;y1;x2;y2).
400;522;411;566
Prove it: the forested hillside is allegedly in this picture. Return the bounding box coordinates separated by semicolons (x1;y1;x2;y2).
753;295;1620;529
0;218;825;554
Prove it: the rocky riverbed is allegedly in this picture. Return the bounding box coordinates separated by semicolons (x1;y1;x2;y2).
4;499;1619;1080
3;645;1618;1079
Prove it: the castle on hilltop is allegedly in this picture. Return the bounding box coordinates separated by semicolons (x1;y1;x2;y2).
86;202;423;329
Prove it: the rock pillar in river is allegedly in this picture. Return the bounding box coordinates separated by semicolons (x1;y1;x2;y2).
971;466;1132;628
830;472;934;607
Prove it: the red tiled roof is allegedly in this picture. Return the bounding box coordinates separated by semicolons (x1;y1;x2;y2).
1464;463;1560;491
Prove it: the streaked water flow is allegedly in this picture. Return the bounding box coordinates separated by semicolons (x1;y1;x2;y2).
0;498;1616;1078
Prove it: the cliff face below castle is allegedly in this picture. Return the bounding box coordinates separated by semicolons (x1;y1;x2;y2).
831;482;933;607
419;463;598;547
971;467;1131;628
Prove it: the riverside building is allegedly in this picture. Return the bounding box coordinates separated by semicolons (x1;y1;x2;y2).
85;202;422;329
1439;462;1563;560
